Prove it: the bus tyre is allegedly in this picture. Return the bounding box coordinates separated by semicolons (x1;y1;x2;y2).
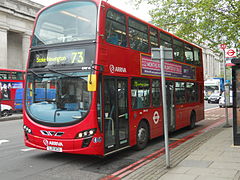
189;112;196;129
136;121;149;150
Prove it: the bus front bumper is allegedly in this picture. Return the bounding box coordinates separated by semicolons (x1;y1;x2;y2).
24;133;104;156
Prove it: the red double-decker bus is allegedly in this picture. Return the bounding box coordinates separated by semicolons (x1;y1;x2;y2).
0;69;25;116
23;0;204;156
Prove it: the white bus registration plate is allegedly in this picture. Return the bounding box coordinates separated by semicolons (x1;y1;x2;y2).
47;146;62;152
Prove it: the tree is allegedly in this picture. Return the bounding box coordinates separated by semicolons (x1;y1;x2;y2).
134;0;240;53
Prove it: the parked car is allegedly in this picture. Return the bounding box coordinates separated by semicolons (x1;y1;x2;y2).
208;93;221;103
219;91;233;108
0;104;12;117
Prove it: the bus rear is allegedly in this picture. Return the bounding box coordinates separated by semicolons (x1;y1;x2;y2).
0;69;25;114
23;0;104;155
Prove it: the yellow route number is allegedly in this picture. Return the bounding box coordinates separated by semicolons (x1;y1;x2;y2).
71;51;84;63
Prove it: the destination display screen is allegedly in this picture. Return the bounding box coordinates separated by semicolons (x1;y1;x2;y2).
29;48;86;68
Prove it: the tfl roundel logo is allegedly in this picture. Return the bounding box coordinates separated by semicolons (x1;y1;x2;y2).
153;111;160;124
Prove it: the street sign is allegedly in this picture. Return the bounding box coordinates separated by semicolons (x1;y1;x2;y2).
225;48;237;58
163;48;173;61
231;58;240;65
220;44;227;50
151;48;161;60
151;47;173;61
226;60;235;66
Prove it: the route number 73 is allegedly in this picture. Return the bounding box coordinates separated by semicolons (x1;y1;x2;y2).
71;51;84;63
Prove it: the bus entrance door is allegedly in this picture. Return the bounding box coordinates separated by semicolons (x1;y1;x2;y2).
166;81;176;132
103;77;129;154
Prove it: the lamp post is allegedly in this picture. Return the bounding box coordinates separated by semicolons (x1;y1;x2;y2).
220;43;231;128
223;48;231;127
151;46;173;168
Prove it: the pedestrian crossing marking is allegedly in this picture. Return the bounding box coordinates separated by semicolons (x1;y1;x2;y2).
0;139;9;145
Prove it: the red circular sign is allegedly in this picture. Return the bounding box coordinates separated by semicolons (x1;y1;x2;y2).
220;44;227;50
227;49;236;56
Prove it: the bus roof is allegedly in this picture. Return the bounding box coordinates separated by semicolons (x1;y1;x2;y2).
103;1;202;49
35;0;202;50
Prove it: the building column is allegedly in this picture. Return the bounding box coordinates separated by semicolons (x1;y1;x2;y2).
0;28;8;68
22;33;31;70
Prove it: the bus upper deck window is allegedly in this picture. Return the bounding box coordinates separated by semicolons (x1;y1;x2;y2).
32;1;97;46
106;9;127;47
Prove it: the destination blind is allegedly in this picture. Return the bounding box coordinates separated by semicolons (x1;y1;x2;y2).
29;48;86;68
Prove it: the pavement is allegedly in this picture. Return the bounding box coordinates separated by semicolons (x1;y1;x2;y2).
159;127;240;180
120;109;240;180
2;110;240;180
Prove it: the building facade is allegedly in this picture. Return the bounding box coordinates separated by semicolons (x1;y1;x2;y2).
0;0;43;70
202;47;223;80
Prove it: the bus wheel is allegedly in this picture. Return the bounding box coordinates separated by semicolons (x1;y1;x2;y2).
136;121;149;150
189;112;196;129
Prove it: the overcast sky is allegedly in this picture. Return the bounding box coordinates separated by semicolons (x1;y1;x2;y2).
31;0;151;22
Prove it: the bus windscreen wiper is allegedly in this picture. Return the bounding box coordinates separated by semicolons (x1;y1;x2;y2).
46;68;71;77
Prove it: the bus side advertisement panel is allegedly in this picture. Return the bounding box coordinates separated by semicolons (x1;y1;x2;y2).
141;54;196;80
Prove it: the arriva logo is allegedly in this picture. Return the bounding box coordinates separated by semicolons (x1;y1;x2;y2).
109;64;127;73
49;141;63;146
43;139;63;147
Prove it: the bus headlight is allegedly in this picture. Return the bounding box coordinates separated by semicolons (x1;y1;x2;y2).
76;128;96;139
23;125;32;134
89;129;95;135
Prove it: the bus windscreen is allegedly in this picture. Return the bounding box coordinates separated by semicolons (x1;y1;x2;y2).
32;1;97;47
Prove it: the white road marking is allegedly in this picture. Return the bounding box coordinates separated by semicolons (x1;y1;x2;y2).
0;139;9;145
21;148;36;152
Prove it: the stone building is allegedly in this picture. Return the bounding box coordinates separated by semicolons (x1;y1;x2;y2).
202;47;223;80
0;0;43;70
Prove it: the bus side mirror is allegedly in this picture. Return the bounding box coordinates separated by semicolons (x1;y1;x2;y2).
88;74;97;91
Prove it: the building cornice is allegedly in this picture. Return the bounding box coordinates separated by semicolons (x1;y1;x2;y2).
0;0;44;21
11;0;43;9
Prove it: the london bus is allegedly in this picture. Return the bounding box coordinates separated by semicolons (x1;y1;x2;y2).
0;69;25;116
23;0;204;156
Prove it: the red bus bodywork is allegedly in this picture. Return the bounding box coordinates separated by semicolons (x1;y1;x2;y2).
23;0;204;156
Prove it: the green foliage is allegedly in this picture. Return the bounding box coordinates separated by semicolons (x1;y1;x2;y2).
134;0;240;52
